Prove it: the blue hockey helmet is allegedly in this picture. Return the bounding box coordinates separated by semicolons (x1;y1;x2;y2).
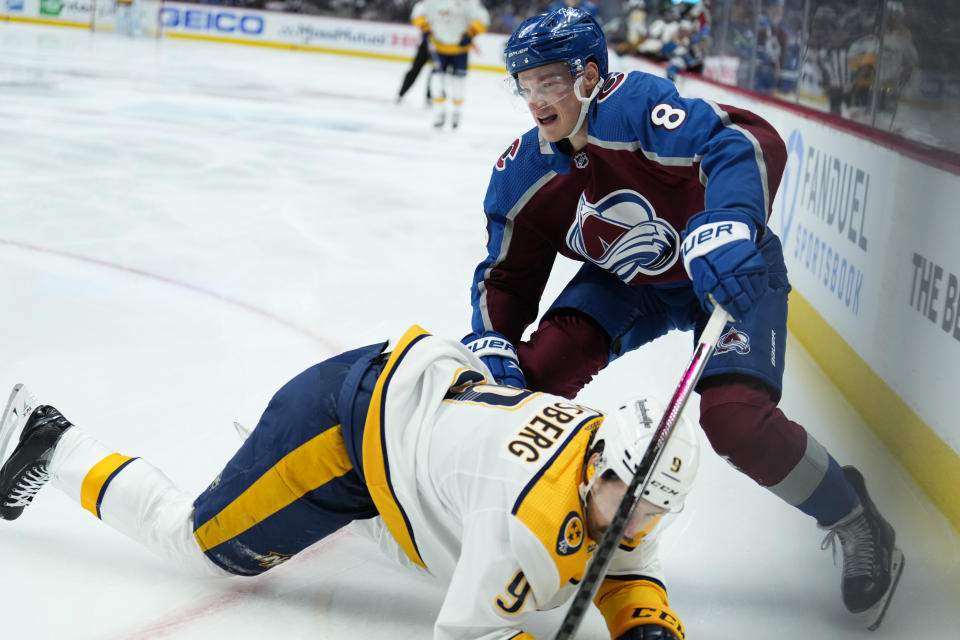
504;7;608;80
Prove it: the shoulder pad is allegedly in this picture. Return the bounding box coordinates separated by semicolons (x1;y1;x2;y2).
485;127;560;215
599;71;677;108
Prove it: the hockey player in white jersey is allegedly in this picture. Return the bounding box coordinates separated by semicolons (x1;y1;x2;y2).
0;326;698;640
412;0;489;129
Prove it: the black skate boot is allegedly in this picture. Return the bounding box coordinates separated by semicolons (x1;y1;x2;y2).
820;466;905;630
0;385;73;521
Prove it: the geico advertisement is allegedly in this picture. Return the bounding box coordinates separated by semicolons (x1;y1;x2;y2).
160;4;266;37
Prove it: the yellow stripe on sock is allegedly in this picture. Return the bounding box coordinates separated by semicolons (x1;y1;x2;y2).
80;453;135;518
193;425;353;552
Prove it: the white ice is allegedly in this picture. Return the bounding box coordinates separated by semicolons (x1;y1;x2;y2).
0;22;958;640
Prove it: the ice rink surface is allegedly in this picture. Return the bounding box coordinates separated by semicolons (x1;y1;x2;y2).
1;21;959;639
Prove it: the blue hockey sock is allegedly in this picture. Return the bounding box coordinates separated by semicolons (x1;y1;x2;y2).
796;456;858;526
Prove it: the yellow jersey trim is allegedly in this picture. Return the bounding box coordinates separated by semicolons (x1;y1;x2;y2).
431;38;471;56
512;415;602;587
465;19;487;38
361;324;433;568
412;16;429;32
193;424;353;552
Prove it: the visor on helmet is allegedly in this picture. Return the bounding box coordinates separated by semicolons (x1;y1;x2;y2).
504;65;577;110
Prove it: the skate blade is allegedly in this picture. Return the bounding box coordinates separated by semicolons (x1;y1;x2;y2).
233;421;252;442
0;384;37;462
861;546;905;631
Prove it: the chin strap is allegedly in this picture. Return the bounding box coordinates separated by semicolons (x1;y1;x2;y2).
578;455;606;509
565;75;603;141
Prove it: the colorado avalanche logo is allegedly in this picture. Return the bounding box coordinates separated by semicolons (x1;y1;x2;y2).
597;72;626;103
496;137;521;171
566;189;680;282
557;512;585;556
715;327;751;355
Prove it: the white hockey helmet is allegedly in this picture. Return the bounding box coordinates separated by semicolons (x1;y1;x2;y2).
580;397;700;511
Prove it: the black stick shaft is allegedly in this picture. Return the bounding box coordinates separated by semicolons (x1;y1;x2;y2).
554;304;731;640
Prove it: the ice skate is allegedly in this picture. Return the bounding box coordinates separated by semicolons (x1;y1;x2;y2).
451;110;461;130
433;108;446;129
0;385;73;520
821;466;905;630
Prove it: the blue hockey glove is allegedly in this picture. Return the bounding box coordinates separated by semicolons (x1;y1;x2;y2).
458;32;473;47
682;210;768;320
461;332;526;388
616;624;680;640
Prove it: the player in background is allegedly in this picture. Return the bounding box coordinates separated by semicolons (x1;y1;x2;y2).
462;6;903;630
412;0;490;130
0;326;699;640
397;1;433;106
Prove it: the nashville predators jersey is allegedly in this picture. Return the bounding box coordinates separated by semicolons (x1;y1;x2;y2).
412;0;489;54
359;326;669;640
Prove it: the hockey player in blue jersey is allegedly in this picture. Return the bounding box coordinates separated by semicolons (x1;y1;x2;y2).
462;6;903;630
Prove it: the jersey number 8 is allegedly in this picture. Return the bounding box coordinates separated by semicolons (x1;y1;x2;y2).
651;103;687;130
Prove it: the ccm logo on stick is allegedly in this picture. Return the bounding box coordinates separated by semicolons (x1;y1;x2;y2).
161;8;265;35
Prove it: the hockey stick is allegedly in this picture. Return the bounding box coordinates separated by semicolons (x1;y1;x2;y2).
554;303;732;640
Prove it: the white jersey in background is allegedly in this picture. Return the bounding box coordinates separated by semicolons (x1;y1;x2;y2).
412;0;490;54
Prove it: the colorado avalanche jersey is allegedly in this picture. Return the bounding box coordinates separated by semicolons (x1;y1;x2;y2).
471;70;787;341
359;326;668;640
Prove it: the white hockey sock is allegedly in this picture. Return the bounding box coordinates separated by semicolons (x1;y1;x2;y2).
430;70;446;106
449;74;465;105
49;427;230;577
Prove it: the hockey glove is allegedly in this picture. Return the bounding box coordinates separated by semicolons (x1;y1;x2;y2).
682;210;768;320
616;625;681;640
596;577;685;640
458;33;473;47
461;331;526;389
